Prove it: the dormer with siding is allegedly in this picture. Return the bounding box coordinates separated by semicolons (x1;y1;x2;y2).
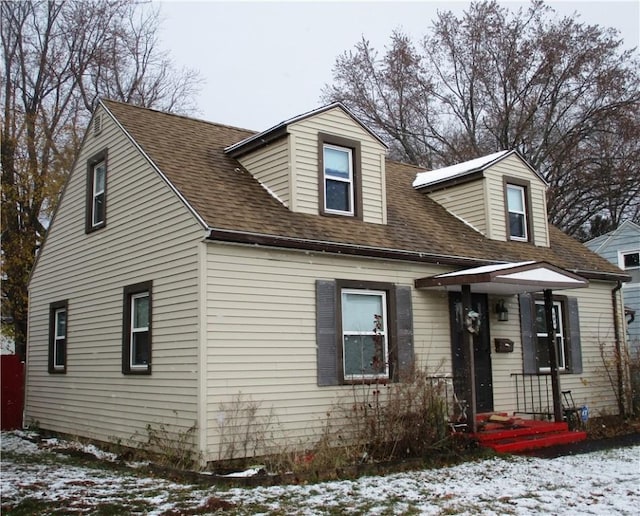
413;150;550;247
226;104;389;224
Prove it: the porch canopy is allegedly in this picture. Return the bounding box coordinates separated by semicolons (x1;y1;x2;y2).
414;260;589;295
414;261;589;431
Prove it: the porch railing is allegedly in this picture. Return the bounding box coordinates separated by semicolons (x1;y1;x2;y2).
511;373;554;419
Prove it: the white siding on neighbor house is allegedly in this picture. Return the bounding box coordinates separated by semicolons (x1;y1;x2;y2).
288;108;387;224
237;137;290;207
202;243;622;461
484;155;549;247
427;180;487;235
25;105;204;448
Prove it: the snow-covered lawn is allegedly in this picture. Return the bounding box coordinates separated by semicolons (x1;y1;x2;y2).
1;430;639;515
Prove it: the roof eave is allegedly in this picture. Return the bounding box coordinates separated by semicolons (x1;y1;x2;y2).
206;227;496;267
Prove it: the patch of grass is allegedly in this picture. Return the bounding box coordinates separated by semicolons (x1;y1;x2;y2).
158;495;236;515
1;498;64;515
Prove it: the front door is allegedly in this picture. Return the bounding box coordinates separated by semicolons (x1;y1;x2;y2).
449;292;494;413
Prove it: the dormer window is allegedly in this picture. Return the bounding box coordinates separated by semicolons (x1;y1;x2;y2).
504;179;532;242
318;133;362;219
324;144;354;215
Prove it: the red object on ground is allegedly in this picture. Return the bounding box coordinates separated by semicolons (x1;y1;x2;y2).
1;355;25;430
471;417;587;453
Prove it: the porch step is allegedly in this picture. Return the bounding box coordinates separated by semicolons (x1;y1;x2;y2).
470;417;587;454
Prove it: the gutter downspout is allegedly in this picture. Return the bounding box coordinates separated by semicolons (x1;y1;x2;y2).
612;281;626;416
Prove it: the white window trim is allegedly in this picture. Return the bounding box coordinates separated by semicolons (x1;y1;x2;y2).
129;291;149;370
53;307;66;370
341;289;389;381
507;184;528;241
618;249;640;288
92;161;106;227
323;144;354;216
535;300;566;372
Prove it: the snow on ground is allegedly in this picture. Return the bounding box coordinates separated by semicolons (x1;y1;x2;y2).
1;430;639;515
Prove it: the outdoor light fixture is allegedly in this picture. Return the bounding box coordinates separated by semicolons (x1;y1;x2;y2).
495;299;509;321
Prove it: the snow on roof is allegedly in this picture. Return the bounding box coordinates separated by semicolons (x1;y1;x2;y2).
435;261;535;278
412;150;511;189
438;261;586;285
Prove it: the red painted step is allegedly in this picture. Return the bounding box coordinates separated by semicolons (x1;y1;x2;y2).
475;421;570;443
486;430;587;454
467;414;588;454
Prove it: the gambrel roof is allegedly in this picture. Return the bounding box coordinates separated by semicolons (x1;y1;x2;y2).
100;99;626;280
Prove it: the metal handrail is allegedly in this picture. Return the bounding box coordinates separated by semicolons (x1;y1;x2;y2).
511;373;554;419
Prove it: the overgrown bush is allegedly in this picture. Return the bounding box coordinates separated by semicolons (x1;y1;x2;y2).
212;370;455;475
216;392;275;463
599;338;638;417
145;421;198;470
629;344;640;416
335;368;451;462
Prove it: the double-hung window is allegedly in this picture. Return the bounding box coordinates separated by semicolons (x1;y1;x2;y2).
506;184;528;241
534;299;566;371
519;293;582;375
323;144;354;215
123;281;152;374
92;161;106;227
86;150;108;233
316;280;414;386
48;300;68;373
341;289;388;380
318;133;361;218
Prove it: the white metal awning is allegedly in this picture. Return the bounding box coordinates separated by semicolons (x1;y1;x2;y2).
414;261;589;295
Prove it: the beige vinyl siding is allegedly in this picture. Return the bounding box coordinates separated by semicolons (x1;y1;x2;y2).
488;282;620;416
486;294;524;413
25;105;203;448
288;107;387;223
484;155;550;247
203;243;621;461
237;137;290;206
428;179;487;235
204;243;451;462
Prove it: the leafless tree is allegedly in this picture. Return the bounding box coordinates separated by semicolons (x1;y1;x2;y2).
323;0;640;238
1;0;202;357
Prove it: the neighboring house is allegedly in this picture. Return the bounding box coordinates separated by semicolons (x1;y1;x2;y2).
25;100;630;463
586;220;640;354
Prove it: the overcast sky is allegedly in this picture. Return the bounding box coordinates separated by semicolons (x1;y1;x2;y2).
156;0;640;131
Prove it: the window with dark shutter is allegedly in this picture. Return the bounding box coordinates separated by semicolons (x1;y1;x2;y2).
519;293;582;374
316;280;414;385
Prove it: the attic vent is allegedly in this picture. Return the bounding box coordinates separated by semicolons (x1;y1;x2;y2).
93;114;102;135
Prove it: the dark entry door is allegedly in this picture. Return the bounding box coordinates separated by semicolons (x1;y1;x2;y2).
449;292;494;413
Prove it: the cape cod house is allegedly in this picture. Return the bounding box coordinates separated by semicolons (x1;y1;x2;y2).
25;100;631;461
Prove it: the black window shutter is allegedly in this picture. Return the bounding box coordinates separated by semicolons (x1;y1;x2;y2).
316;280;339;386
394;285;414;381
519;293;537;374
566;297;583;374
